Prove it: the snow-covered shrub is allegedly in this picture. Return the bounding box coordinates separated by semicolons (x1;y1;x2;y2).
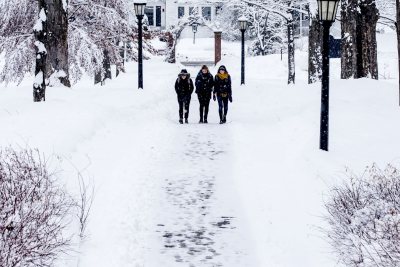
324;164;400;267
0;147;86;267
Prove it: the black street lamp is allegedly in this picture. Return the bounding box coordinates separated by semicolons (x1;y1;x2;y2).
317;0;339;151
192;22;199;44
238;16;248;85
134;1;146;89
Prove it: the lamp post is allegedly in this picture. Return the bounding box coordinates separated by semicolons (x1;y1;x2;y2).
317;0;339;151
192;22;199;44
134;1;146;89
238;16;248;85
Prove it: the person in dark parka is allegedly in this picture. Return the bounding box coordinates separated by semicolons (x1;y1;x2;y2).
175;69;194;124
195;65;214;124
213;65;232;124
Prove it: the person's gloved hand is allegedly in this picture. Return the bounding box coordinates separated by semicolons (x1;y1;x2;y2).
229;95;233;103
213;94;216;101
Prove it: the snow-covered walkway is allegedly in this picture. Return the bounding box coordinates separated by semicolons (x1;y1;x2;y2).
1;35;400;267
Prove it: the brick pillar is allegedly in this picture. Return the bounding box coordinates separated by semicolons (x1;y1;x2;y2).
214;31;222;65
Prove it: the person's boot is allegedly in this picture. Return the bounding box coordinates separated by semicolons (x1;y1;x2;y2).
204;117;208;124
185;118;189;124
199;118;204;124
179;119;183;124
223;115;227;123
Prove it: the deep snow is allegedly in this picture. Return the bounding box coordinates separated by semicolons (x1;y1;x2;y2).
1;33;400;267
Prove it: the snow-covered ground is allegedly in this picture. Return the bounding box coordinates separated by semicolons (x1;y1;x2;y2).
1;33;400;267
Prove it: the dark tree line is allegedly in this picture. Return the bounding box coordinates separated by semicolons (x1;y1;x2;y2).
341;0;379;80
308;0;379;84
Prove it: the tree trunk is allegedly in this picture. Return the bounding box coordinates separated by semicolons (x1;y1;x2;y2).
33;0;48;102
94;71;102;85
44;0;70;87
103;49;112;82
308;15;323;84
397;0;400;105
166;24;187;64
287;17;295;84
116;40;125;77
94;49;111;86
341;0;358;79
357;1;379;79
341;0;379;80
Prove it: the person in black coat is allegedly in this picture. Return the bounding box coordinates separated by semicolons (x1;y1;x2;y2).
195;65;214;124
213;65;232;124
175;69;194;124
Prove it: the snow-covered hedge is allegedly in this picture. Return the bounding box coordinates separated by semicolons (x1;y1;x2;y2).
0;147;92;267
325;165;400;267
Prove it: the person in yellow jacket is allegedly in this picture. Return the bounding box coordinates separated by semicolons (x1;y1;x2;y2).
213;65;232;124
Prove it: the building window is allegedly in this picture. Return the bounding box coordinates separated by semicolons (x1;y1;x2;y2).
202;7;211;21
189;7;198;16
156;6;161;27
178;6;185;19
145;6;154;26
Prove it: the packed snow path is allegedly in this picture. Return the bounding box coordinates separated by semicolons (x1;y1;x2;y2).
61;57;257;266
156;128;251;266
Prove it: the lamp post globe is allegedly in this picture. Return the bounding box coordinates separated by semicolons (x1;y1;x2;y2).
192;22;198;33
134;1;146;89
316;0;340;151
192;22;199;44
134;2;146;17
317;0;340;22
238;16;248;85
238;16;248;31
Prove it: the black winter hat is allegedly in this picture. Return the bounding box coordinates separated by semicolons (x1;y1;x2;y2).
218;65;227;72
179;69;189;75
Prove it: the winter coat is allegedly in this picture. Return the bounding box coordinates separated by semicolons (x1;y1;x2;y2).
175;75;194;102
195;71;214;100
214;73;232;98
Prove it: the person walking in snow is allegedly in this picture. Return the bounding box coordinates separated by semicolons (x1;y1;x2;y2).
213;65;232;124
175;69;194;124
195;65;214;124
